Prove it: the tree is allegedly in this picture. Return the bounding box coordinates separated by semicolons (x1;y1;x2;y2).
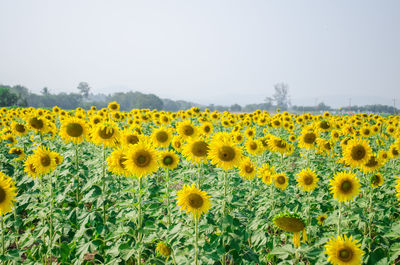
41;87;50;95
77;82;90;98
0;87;18;107
230;104;242;112
266;83;290;109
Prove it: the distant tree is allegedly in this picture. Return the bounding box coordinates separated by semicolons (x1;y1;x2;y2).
230;104;242;112
41;87;50;95
266;83;290;110
0;87;18;106
10;85;29;106
77;82;90;98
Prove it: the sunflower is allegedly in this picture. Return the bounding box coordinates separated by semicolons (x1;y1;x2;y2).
325;235;364;265
3;133;17;147
120;130;142;146
107;148;130;177
396;176;400;205
273;212;307;248
208;139;242;171
245;128;256;138
0;172;17;215
9;147;25;161
259;164;274;185
108;101;120;111
31;146;60;176
125;143;159;178
177;120;198;140
171;135;184;152
182;138;209;164
200;122;213;136
296;168;319;192
11;121;28;136
267;135;288;154
231;132;244;144
59;117;88;144
389;144;400;159
155;241;171;259
27;115;48;134
151;127;172;148
370;173;384;188
24;155;39;178
176;184;211;218
90;122;120;147
360;154;382;173
329;171;360;202
298;130;318;149
245;139;263;155
159;150;180;170
317;214;327;225
273;172;289;191
238;157;258;180
343;138;372;168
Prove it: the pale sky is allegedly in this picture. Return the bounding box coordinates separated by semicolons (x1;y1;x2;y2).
0;0;399;107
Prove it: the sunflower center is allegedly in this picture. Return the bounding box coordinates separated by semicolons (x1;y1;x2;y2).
182;125;194;136
277;176;286;184
66;123;83;137
304;133;316;144
0;187;6;203
320;216;326;222
119;157;127;169
98;127;114;139
250;142;257;150
188;193;204;209
320;121;329;129
204;126;211;133
371;175;380;185
341;180;352;193
126;135;139;145
156;131;169;143
365;156;378;167
218;146;236;162
392;148;399;156
30;117;44;129
303;175;313;185
350;145;366;160
12;149;22;155
275;139;286;148
338;248;353;261
244;165;254;173
134;151;151;167
163;156;173;165
41;155;51;167
192;141;209;157
15;124;26;132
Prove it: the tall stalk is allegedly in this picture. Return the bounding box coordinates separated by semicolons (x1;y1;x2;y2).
194;217;199;265
165;170;172;226
74;144;80;203
137;177;143;265
1;215;4;256
102;146;107;225
48;173;54;265
337;201;342;237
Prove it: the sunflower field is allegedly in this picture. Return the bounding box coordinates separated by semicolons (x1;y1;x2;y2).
0;103;400;265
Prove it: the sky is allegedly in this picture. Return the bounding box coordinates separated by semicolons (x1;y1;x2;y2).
0;0;399;107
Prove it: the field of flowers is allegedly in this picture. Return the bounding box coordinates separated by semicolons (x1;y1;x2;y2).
0;103;400;264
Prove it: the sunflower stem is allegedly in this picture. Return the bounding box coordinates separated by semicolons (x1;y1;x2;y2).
197;165;201;189
74;144;80;203
1;215;4;256
194;217;199;265
337;201;342;237
368;186;373;251
137;177;143;265
48;173;53;265
166;170;172;226
102;145;107;226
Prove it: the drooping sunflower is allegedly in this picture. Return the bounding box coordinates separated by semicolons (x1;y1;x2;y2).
171;135;184;152
296;168;319;192
155;241;172;259
0;172;17;215
317;214;327;225
329;171;360;202
125;142;159;178
343;138;372;168
59;117;88;144
268;135;288;154
395;176;400;205
370;173;384;188
208;139;242;171
159;150;180;170
245;139;263;155
273;172;289;191
9;147;25;161
26;115;48;134
107;148;130;177
273;212;307;248
324;235;364;265
90;122;120;147
24;155;39;178
238;157;258;180
177;120;198;140
120;130;142;146
182;138;209;164
360;154;382;173
259;164;274;185
389;144;400;159
2;133;17;147
176;184;211;218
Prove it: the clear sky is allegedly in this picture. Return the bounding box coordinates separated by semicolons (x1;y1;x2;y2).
0;0;399;107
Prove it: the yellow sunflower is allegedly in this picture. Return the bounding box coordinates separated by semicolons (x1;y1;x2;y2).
24;155;40;178
245;139;263;155
268;135;288;154
11;121;28;136
296;168;319;192
238;157;258;180
370;173;384;188
273;172;289;191
151;127;173;148
325;235;364;265
317;214;327;225
171;135;184;152
31;146;60;176
360;154;382;173
120;130;142;146
208;139;242;171
59;117;88;144
0;172;17;215
8;147;25;161
125;142;159;178
107;148;130;177
343;138;372;168
108;101;120;112
3;133;17;147
259;164;274;185
200;122;213;136
182;138;209;164
177;120;198;140
90;122;120;147
298;130;318;149
159;150;180;170
176;184;211;219
155;241;171;259
329;171;360;202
